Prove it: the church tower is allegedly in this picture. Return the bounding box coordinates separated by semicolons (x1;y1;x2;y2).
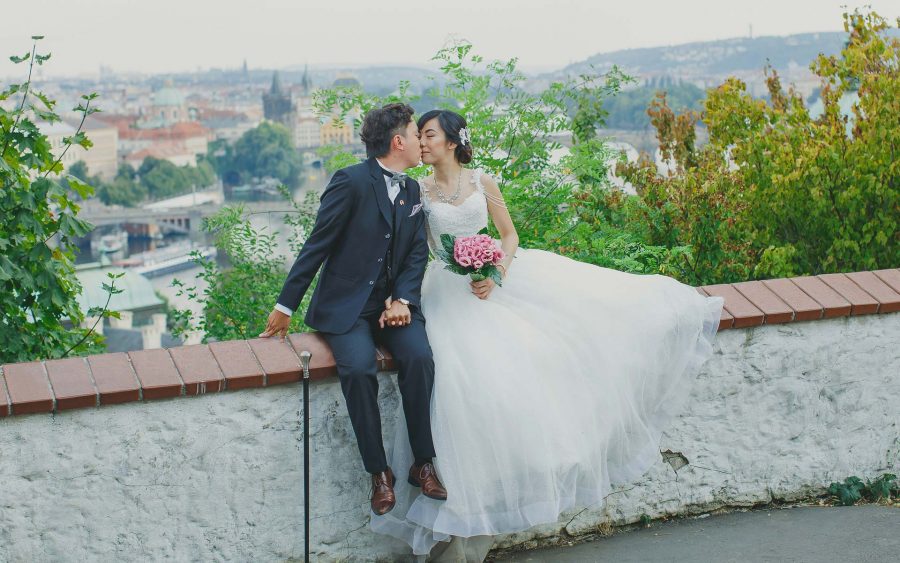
300;64;312;96
263;71;292;126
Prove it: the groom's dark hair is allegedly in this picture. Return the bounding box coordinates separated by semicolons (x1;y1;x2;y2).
360;103;416;158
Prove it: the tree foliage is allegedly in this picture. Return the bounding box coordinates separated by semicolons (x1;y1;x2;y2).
169;186;319;342
174;9;899;339
601;80;705;130
212;121;303;188
95;158;215;207
0;38;114;362
312;42;687;267
617;9;899;284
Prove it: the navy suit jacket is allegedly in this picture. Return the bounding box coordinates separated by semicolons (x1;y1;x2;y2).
276;157;429;334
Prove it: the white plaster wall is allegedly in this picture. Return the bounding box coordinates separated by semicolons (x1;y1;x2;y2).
0;314;898;562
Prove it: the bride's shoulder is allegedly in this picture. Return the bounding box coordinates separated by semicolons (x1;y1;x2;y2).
470;169;500;192
467;168;494;191
470;170;506;208
417;174;434;190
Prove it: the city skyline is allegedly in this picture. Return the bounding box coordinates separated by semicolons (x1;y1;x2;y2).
2;0;897;78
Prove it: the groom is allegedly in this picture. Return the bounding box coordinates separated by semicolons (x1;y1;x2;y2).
260;103;447;515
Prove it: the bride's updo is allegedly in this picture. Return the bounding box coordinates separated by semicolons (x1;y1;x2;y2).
417;110;473;164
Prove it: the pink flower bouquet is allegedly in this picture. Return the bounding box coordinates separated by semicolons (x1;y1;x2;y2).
437;230;505;286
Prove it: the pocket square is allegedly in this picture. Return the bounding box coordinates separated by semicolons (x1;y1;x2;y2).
408;203;423;217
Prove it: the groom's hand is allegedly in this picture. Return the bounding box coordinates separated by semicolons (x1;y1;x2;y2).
259;308;291;341
383;301;411;328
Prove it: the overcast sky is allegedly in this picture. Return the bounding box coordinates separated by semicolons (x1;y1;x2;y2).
2;0;897;77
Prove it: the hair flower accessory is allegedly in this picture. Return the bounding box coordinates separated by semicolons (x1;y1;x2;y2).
459;127;470;146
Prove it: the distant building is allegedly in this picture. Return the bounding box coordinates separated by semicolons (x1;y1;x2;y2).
76;265;165;326
293;114;321;149
331;74;362;89
262;71;292;126
320;115;354;146
42;117;119;181
196;107;257;142
137;81;190;129
119;121;211;168
124;141;196;168
261;68;361;150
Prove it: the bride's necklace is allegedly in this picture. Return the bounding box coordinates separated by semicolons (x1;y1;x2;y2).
431;168;463;204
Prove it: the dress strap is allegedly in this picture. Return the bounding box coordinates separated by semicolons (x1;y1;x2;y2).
420;177;432;211
472;169;507;208
471;169;485;193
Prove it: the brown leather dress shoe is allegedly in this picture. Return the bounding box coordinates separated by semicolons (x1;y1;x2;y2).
371;468;396;515
408;462;448;501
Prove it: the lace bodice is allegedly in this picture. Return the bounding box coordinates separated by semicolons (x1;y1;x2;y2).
421;169;489;253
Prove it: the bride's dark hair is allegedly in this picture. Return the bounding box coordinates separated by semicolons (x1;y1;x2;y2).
417;109;473;164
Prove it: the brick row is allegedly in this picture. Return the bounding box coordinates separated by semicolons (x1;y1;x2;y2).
0;333;343;417
699;269;900;329
1;269;898;418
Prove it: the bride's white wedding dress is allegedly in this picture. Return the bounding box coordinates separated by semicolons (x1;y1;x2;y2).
371;170;724;558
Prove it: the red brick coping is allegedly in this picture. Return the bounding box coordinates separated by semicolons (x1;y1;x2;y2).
2;269;899;418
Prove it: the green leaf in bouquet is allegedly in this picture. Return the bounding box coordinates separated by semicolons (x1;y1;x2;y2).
444;263;470;276
440;233;456;257
485;264;503;287
436;248;452;263
477;227;489;235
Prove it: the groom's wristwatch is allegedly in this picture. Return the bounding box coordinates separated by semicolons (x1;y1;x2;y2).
396;298;410;306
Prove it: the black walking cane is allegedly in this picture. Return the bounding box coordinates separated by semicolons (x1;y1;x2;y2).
299;350;312;563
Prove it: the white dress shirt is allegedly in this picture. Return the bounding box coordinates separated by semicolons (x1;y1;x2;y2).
376;158;402;203
274;159;402;316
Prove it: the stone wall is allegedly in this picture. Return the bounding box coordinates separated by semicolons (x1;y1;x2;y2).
1;311;898;562
3;268;900;561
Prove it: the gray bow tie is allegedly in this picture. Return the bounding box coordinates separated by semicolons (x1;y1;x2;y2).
389;172;408;188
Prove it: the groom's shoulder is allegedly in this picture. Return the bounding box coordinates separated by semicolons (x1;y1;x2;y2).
323;159;370;194
337;159;371;180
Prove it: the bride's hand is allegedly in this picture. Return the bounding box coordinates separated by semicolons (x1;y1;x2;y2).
471;279;495;300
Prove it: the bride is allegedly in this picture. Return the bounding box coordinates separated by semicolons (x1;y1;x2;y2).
370;109;725;560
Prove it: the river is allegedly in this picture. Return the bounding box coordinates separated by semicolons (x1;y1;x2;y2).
75;184;318;328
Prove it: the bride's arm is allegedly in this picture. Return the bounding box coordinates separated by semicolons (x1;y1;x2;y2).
481;174;518;278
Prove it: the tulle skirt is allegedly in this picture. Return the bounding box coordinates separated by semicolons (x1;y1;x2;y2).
371;247;724;556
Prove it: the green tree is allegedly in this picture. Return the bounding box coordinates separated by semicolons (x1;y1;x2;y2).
140;158;184;199
67;160;90;182
0;38;118;362
314;42;641;257
230;121;303;187
601;81;705;130
169;187;319;342
134;157;217;202
618;8;899;282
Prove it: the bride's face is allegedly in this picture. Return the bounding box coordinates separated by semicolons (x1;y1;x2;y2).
419;118;456;166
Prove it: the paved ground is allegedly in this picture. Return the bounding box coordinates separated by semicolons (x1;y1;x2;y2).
493;505;899;562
